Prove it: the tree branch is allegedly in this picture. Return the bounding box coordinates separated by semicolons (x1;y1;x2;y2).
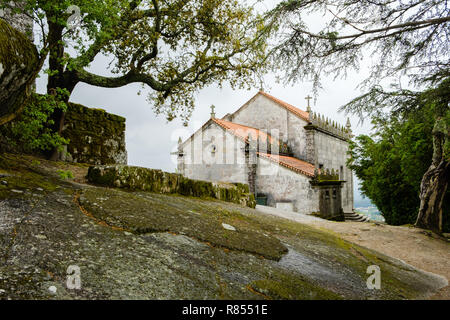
296;16;450;41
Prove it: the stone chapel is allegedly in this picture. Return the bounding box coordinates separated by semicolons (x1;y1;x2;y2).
176;91;355;219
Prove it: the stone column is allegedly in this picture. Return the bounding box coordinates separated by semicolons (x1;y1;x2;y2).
304;125;316;165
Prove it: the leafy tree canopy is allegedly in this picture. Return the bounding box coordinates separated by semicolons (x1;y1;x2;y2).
349;101;432;225
1;0;268;123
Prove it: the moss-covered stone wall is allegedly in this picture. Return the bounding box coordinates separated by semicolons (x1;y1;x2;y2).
62;103;127;165
87;165;256;208
0;98;127;165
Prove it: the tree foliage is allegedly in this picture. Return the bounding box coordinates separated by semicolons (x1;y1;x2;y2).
1;0;268;123
349;103;432;225
267;0;449;89
348;82;449;230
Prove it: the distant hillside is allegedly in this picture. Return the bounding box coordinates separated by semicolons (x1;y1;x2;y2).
353;181;376;209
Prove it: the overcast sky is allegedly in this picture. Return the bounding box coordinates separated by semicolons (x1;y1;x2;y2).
34;0;377;206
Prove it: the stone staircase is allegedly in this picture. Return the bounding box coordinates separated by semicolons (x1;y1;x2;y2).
344;212;370;222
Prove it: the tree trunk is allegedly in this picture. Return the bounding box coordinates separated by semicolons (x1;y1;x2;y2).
45;20;78;161
0;18;39;126
415;113;449;233
415;160;449;233
47;78;78;161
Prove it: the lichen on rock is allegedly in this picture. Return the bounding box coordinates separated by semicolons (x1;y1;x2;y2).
79;187;287;260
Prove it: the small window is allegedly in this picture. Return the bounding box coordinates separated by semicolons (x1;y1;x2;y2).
211;145;217;154
319;164;324;169
325;190;330;200
333;189;337;199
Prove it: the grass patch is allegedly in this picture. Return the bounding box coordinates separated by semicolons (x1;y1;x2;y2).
250;274;342;300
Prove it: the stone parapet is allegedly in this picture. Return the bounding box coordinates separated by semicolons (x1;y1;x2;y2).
308;112;352;141
87;165;256;208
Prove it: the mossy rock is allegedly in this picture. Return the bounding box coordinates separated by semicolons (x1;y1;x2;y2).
0;152;446;300
79;187;287;261
250;275;342;300
0;154;59;199
0;18;39;124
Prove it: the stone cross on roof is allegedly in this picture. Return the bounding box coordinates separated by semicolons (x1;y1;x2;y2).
305;95;313;113
210;105;216;119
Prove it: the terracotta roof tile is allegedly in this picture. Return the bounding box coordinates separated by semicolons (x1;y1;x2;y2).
212;118;315;177
212;118;280;145
259;91;310;122
258;152;315;177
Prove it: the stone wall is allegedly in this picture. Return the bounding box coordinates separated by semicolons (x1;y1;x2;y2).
287;111;309;161
256;158;320;215
62;103;127;165
0;97;127;166
181;121;248;184
232;94;289;137
87;165;256;208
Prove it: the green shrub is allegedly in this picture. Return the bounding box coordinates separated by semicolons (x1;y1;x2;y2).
57;170;74;180
3;91;70;153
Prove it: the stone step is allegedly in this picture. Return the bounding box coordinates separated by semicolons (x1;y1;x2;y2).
344;212;370;223
346;217;368;221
